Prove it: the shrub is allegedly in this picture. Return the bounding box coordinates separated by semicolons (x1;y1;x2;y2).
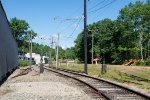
18;59;29;67
145;59;150;66
147;56;150;60
112;58;123;65
135;61;145;66
135;58;150;66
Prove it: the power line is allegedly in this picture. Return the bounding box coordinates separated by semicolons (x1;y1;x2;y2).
66;5;83;18
59;20;77;32
58;16;83;34
88;2;113;23
88;0;116;13
88;0;106;11
53;16;83;38
64;0;114;40
69;19;82;37
65;18;83;39
53;5;83;34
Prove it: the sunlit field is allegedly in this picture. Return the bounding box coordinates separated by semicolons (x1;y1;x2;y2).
59;64;150;91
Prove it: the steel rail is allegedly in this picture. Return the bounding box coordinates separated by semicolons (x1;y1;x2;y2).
45;66;150;100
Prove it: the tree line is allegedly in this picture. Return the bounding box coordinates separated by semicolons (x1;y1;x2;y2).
9;0;150;65
74;0;150;64
9;17;76;60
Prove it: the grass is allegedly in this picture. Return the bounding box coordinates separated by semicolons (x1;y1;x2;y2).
18;59;29;67
59;64;150;91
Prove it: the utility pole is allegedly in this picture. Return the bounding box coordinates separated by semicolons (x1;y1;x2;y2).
84;0;87;74
56;33;59;68
148;39;150;57
92;33;94;64
29;33;32;68
49;36;54;67
140;32;143;61
88;29;97;64
88;30;94;65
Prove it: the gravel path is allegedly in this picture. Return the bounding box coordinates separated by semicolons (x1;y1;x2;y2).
0;66;104;100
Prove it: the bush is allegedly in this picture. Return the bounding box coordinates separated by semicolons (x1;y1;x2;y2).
145;59;150;66
135;58;150;66
135;61;145;66
18;59;29;67
112;58;123;65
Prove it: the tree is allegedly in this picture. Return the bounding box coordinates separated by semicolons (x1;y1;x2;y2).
74;0;150;64
74;33;84;62
9;17;37;53
65;47;76;59
9;17;29;45
75;19;115;63
117;1;150;60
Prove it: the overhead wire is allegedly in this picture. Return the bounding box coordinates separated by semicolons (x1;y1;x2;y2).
94;2;115;20
63;0;117;42
59;16;83;34
52;5;83;49
55;0;116;48
53;5;83;35
87;0;117;25
88;0;106;11
64;17;83;40
88;0;116;14
66;5;83;18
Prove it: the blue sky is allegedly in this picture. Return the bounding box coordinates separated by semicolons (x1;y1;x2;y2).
1;0;146;49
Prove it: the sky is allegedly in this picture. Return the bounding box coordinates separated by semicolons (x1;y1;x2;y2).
1;0;146;49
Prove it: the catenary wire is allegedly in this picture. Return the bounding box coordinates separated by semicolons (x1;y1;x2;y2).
88;0;116;14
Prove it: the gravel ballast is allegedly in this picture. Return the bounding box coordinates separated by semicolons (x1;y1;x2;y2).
0;66;104;100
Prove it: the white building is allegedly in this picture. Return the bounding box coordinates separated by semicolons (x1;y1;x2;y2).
42;56;49;64
25;53;41;64
25;53;49;64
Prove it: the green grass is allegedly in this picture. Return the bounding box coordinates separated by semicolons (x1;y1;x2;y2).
18;59;29;67
59;64;150;91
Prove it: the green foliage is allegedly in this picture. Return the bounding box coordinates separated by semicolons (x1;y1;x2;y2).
9;1;150;65
74;1;150;64
9;17;28;48
9;17;29;41
74;33;84;61
144;56;150;66
135;61;145;66
135;57;150;66
18;59;29;67
32;43;76;60
64;47;76;59
9;17;37;54
145;59;150;66
28;29;37;39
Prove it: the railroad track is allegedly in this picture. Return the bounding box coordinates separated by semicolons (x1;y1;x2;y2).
44;66;150;100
